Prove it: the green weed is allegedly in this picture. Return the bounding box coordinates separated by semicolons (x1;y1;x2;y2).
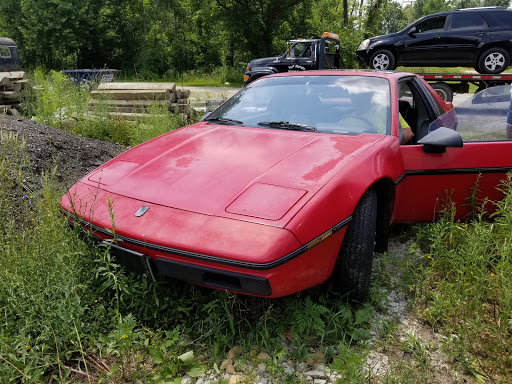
411;174;512;381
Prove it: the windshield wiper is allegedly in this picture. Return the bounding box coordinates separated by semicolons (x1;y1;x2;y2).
258;121;317;131
204;117;244;125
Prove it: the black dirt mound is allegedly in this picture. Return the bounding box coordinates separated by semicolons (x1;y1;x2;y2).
1;115;125;188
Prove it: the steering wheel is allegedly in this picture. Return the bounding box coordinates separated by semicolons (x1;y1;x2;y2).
337;115;376;133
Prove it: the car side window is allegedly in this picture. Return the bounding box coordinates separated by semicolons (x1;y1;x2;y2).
450;13;486;30
456;85;512;141
416;16;447;33
398;79;438;144
483;11;512;29
289;42;312;58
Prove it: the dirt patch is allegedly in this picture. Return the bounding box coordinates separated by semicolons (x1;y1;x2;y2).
0;115;125;188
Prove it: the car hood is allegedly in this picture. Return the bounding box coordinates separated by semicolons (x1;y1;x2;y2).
81;123;384;224
370;31;401;43
249;56;281;68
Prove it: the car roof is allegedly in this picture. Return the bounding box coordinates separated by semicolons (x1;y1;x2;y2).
289;39;318;43
267;69;410;81
422;6;510;17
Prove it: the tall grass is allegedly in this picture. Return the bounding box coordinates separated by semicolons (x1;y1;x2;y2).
413;174;512;381
0;131;95;382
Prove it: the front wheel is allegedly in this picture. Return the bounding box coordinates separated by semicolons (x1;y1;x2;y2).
333;189;377;301
369;49;396;70
477;47;510;74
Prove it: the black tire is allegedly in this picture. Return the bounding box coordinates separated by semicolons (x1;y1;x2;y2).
369;49;396;70
477;47;510;74
334;189;377;301
430;82;453;102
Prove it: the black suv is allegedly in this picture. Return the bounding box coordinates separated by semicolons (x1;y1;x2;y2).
354;7;512;74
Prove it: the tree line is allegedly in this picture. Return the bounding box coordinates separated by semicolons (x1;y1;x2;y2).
0;0;508;76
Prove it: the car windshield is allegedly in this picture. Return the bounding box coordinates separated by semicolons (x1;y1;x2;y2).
428;85;512;142
206;75;391;135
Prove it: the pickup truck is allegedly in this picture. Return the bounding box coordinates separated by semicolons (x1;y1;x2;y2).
243;32;343;86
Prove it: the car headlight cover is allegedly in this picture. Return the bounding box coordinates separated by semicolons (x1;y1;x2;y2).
357;39;370;51
226;183;307;221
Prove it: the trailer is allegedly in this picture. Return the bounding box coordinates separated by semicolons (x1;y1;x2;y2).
419;73;512;102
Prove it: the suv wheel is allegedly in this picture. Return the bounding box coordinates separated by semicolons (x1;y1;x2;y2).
369;50;396;70
477;47;510;74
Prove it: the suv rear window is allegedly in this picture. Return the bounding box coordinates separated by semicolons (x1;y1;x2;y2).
450;13;486;30
483;10;512;28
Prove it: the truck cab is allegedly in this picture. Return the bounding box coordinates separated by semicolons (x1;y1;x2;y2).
0;38;21;72
243;32;343;86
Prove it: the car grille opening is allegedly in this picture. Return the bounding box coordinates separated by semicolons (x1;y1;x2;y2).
202;271;242;290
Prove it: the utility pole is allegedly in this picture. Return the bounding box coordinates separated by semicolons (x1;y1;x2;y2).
403;0;416;25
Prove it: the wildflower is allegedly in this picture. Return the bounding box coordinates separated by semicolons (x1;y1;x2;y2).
94;300;98;303
491;273;495;277
25;345;30;350
122;334;128;339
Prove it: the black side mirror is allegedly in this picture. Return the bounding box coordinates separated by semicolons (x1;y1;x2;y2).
408;27;417;36
418;127;463;153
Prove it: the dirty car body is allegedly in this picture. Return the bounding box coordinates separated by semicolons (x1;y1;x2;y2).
60;70;512;299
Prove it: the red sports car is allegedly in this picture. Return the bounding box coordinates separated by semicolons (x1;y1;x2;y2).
60;71;512;300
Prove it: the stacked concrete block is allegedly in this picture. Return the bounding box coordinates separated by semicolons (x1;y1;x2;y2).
0;71;32;116
89;82;191;120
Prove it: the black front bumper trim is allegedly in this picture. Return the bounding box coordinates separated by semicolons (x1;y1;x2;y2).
155;257;272;296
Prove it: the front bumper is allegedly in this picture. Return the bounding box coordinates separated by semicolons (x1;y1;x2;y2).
60;180;350;297
354;50;369;66
63;207;349;298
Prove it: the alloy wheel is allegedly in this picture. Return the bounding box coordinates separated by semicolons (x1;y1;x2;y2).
484;52;505;72
372;54;390;70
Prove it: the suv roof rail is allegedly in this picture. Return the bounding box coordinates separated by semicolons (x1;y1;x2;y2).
458;6;508;10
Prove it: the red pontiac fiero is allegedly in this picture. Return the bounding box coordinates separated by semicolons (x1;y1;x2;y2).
60;71;512;300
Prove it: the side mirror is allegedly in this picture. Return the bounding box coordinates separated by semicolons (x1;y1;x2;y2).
408;27;417;36
418;127;463;153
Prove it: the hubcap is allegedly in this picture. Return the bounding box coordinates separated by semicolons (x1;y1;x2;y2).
484;52;505;71
434;89;447;101
373;54;390;70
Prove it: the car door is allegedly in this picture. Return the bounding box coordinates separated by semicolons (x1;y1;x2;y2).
399;15;448;64
291;41;316;70
442;12;489;64
392;81;512;223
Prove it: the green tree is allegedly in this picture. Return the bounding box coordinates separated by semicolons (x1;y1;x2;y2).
19;0;92;68
215;0;307;58
380;1;407;34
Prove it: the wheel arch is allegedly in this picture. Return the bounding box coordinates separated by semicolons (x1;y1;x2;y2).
477;42;512;60
369;44;399;61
